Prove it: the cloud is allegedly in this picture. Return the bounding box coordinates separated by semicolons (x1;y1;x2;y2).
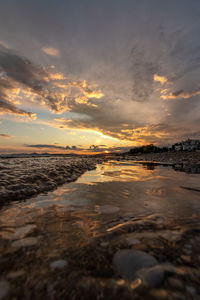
42;47;60;57
0;41;9;49
1;16;200;147
0;47;104;117
161;89;200;100
0;133;12;138
154;74;168;85
25;144;78;150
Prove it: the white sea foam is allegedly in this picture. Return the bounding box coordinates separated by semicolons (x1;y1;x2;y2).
0;157;100;205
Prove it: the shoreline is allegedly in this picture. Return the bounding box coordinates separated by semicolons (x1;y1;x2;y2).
120;151;200;165
1;152;200;207
0;157;104;207
117;152;200;174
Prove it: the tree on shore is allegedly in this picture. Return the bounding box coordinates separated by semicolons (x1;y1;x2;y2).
129;144;168;154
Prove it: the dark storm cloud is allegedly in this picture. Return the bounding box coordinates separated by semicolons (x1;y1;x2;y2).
0;47;102;117
0;48;62;116
0;76;35;117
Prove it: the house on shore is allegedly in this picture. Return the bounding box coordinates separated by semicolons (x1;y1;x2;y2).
172;139;200;151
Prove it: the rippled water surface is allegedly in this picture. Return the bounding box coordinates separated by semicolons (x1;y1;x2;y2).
0;160;200;251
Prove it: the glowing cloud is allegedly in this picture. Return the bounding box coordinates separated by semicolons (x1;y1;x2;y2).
42;47;60;57
154;74;168;85
161;89;200;100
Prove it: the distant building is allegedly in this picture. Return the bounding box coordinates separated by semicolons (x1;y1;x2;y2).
172;139;200;151
174;143;182;151
182;139;200;151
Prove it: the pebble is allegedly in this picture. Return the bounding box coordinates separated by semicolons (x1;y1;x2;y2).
186;285;196;295
132;243;148;251
97;205;120;214
7;270;25;279
150;289;169;299
181;255;191;264
100;242;109;247
137;265;165;287
50;259;68;270
168;277;184;290
11;237;38;248
0;281;10;300
113;249;158;280
125;237;140;246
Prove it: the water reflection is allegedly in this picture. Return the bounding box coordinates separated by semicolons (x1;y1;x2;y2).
0;161;200;253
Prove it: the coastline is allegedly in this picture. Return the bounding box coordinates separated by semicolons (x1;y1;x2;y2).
1;152;200;207
118;152;200;174
0;157;104;207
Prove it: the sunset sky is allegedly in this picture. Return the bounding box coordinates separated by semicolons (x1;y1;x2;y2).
0;0;200;154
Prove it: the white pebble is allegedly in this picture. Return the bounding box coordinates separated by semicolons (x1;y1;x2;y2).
50;260;68;269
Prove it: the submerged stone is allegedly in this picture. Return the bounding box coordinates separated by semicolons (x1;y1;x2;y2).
113;249;158;280
137;265;165;287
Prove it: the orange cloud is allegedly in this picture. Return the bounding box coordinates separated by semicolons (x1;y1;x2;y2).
154;74;168;85
42;47;60;57
161;89;200;100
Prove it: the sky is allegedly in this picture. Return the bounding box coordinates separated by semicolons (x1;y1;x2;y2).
0;0;200;154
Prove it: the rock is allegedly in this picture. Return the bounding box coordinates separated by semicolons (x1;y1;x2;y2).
132;243;148;251
168;277;184;290
186;285;196;296
0;281;10;300
137;265;165;287
113;249;158;280
11;237;38;248
100;242;109;247
7;270;25;279
97;205;120;214
159;263;176;274
50;259;68;270
125;237;140;246
181;255;191;264
149;289;169;299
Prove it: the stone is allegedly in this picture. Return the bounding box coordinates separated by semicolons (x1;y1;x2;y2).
11;237;38;248
137;265;165;288
0;281;10;300
181;255;191;264
168;277;184;290
50;259;68;270
159;263;176;274
186;285;196;296
7;270;25;279
132;243;148;251
150;289;169;299
100;242;109;247
125;237;140;246
97;205;120;214
113;249;158;280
